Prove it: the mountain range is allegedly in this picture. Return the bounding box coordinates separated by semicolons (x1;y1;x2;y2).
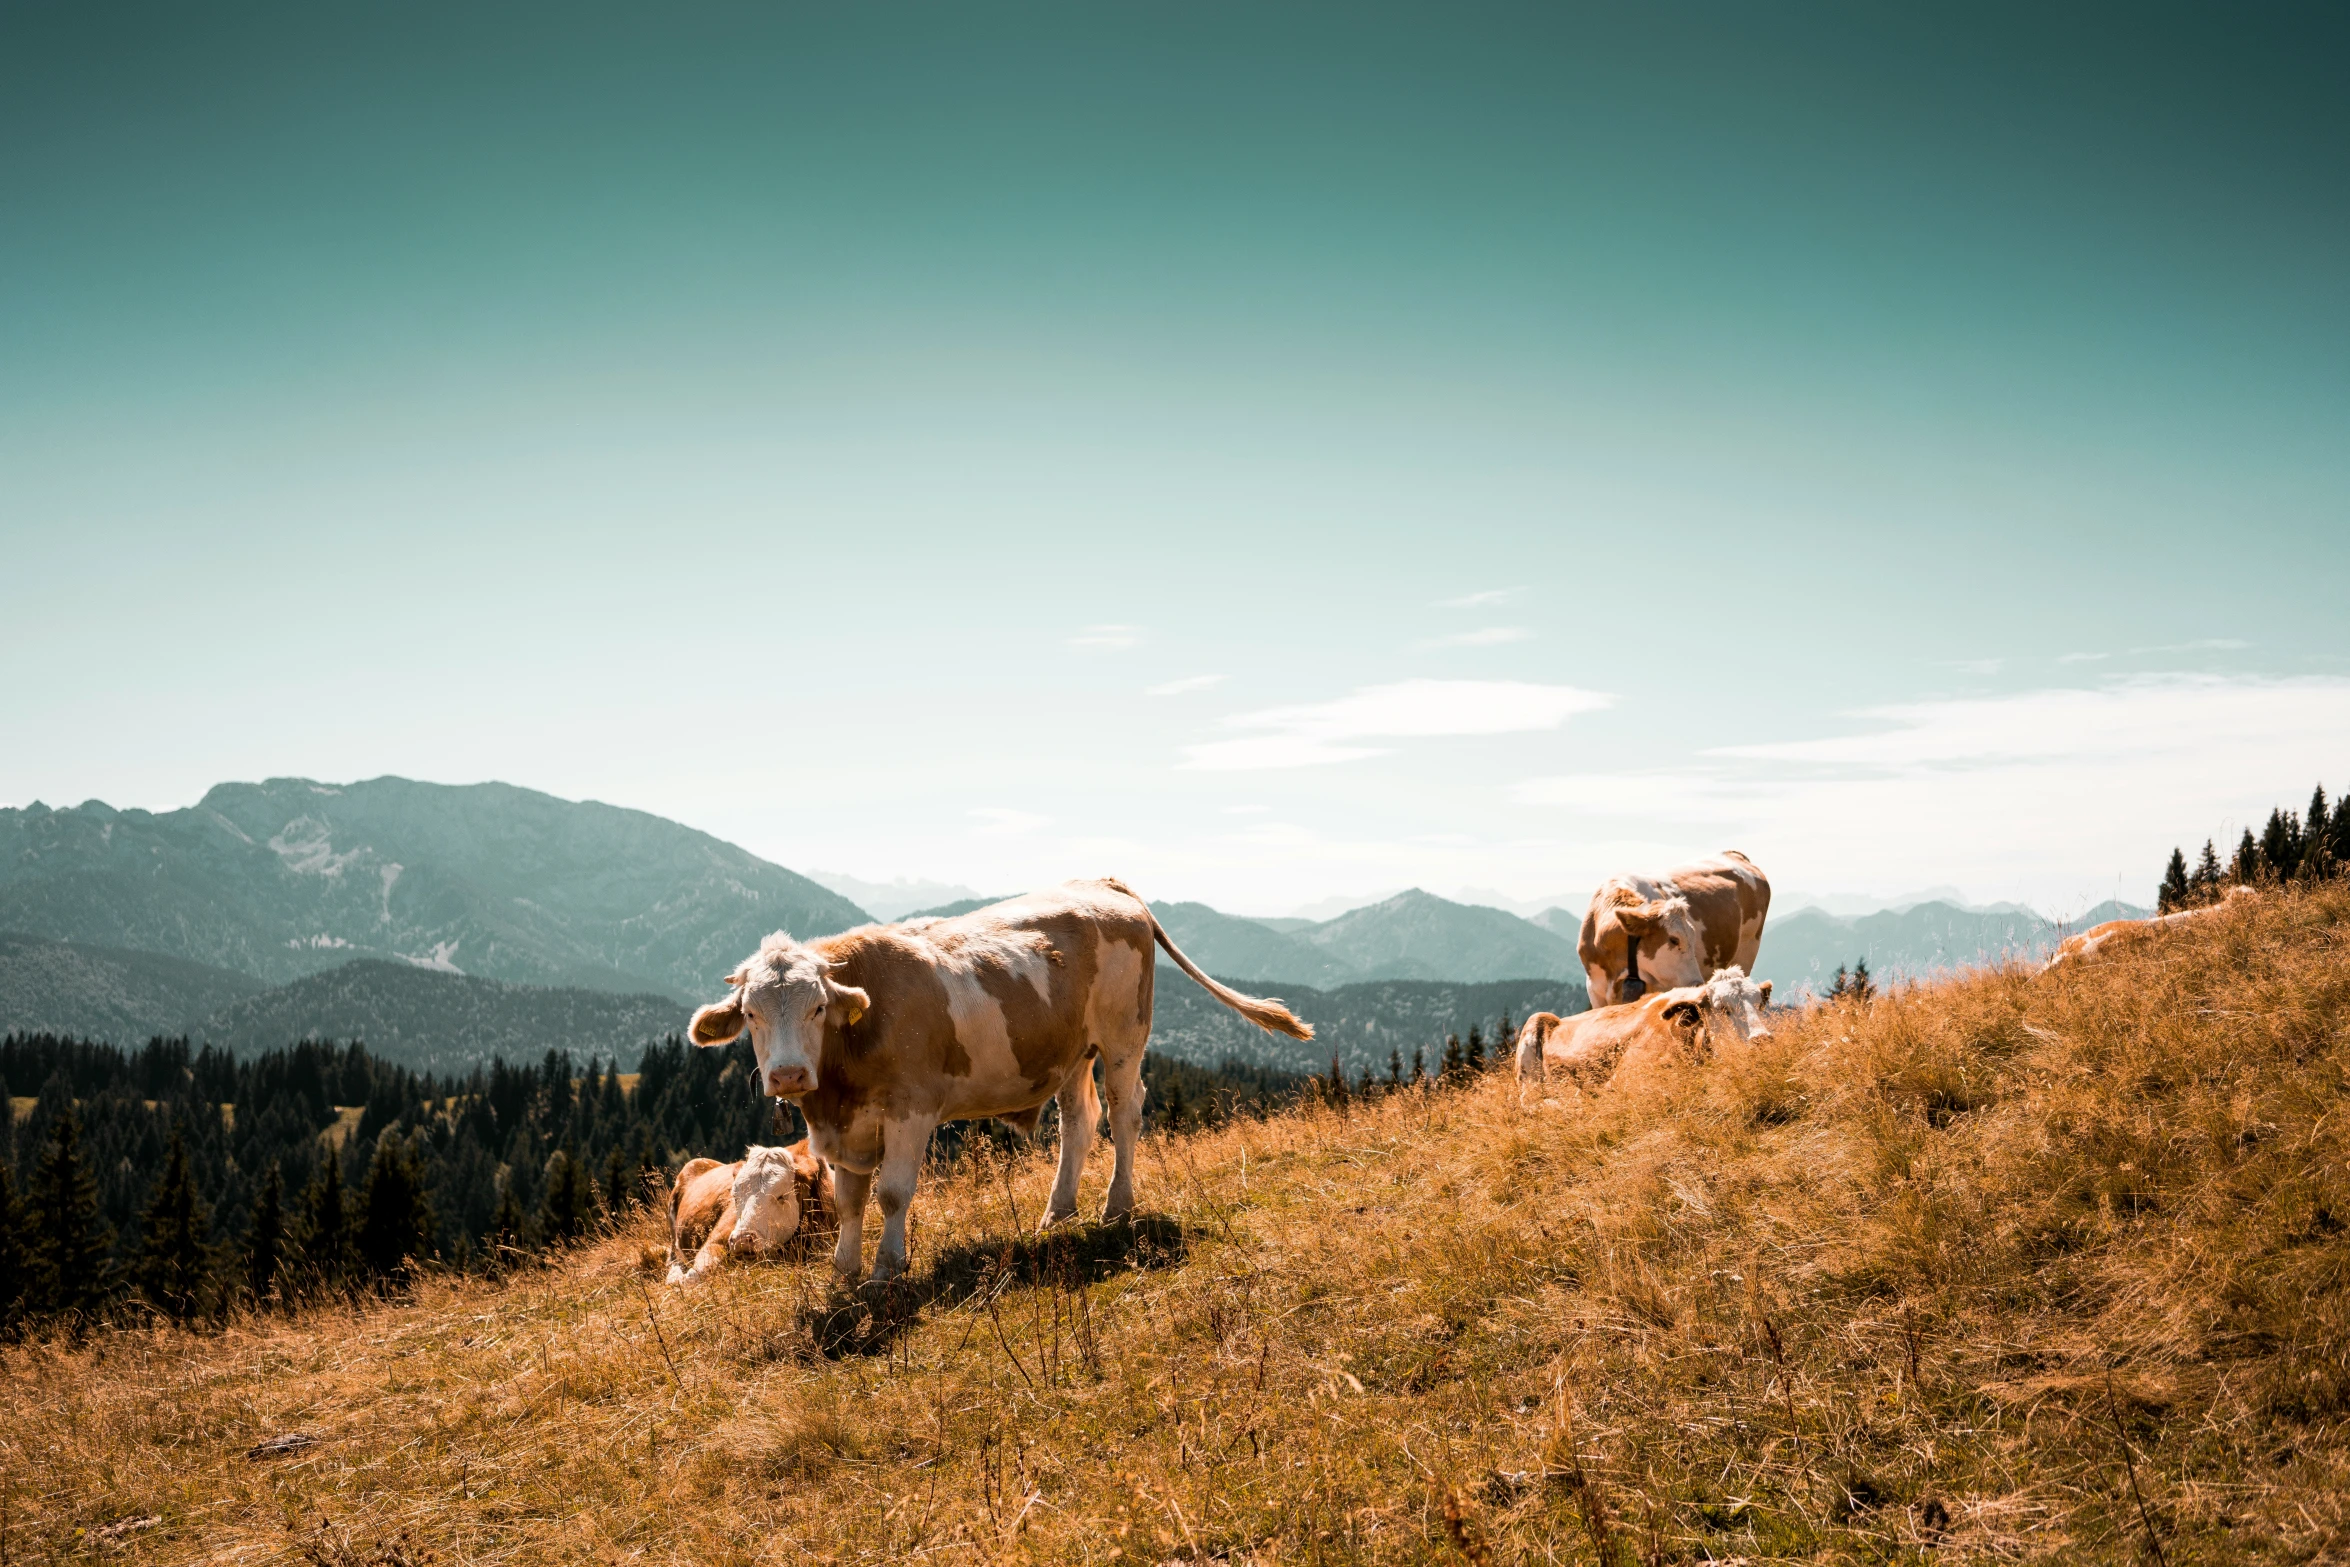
0;778;869;1000
0;774;2146;1064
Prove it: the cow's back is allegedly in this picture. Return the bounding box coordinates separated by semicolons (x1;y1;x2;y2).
1667;852;1770;974
808;879;1156;1130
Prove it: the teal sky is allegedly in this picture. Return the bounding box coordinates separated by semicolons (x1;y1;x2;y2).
5;3;2345;916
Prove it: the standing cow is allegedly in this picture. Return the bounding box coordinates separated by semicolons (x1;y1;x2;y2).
687;877;1312;1283
1578;851;1771;1007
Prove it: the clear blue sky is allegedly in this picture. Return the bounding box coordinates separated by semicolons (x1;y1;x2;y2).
4;2;2344;916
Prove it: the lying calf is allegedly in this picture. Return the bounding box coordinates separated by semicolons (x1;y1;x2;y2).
2041;885;2258;973
1515;967;1773;1105
665;1139;835;1285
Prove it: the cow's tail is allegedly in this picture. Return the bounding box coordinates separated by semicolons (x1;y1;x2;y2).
1106;878;1313;1041
1513;1013;1558;1084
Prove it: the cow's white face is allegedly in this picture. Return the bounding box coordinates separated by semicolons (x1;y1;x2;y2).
1662;967;1774;1050
688;935;869;1098
728;1146;802;1253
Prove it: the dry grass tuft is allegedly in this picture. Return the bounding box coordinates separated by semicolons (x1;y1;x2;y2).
7;884;2350;1563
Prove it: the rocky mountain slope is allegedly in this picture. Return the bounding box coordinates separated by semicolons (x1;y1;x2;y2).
0;777;870;1001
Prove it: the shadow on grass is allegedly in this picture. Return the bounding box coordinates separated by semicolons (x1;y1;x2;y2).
798;1212;1188;1360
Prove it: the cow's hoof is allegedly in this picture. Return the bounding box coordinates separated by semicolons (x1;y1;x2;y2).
1038;1206;1079;1229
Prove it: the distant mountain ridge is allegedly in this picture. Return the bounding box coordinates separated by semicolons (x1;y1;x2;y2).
0;932;267;1044
1753;898;2150;994
0;777;871;1001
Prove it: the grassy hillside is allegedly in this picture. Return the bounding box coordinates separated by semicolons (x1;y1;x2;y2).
8;886;2347;1563
1754;898;2151;993
1151;973;1584;1076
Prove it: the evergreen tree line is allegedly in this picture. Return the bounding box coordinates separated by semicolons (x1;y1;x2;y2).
1312;1015;1525;1110
0;1030;787;1333
0;1030;1313;1335
2157;781;2348;913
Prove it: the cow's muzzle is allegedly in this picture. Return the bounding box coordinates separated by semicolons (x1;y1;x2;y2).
763;1067;814;1098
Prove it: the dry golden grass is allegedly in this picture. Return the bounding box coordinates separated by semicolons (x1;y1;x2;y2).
7;884;2350;1565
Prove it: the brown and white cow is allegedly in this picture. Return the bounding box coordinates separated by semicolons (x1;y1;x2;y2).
1514;967;1774;1105
665;1139;835;1286
2040;886;2259;974
687;877;1312;1282
1578;852;1771;1007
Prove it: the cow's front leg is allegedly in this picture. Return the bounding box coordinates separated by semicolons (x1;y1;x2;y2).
871;1116;938;1282
828;1162;874;1282
1043;1064;1101;1226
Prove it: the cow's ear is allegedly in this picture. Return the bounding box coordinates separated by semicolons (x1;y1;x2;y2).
1758;981;1773;1005
1662;1001;1700;1029
689;996;746;1047
826;981;870;1026
1615;902;1665;938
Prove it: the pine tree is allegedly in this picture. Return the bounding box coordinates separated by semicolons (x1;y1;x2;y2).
601;1146;632;1216
2303;785;2334;880
1409;1045;1426;1085
135;1122;215;1325
0;1157;28;1336
1386;1048;1403;1090
2261;808;2301;882
1853;959;1875;1002
1826;964;1851;1000
538;1148;596;1245
489;1175;531;1267
297;1152;356;1296
2158;847;2190;914
2232;828;2262;885
26;1108;114;1324
1323;1052;1349;1112
1466;1026;1486;1073
245;1163;285;1309
1440;1033;1465;1084
2193;839;2224;902
2333;788;2350;871
358;1131;433;1285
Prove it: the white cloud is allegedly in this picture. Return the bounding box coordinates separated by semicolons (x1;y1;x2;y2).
969;807;1050;837
1146;673;1225;696
2057;651;2108;664
1068;625;1141;651
1436;588;1517;609
1418;626;1533;649
1184;678;1611;771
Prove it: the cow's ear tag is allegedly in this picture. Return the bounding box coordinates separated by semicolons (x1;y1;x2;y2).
830;983;870;1026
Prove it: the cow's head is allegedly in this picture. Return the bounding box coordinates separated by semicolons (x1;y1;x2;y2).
1659;966;1774;1052
688;933;869;1098
727;1144;804;1255
1598;892;1703;1001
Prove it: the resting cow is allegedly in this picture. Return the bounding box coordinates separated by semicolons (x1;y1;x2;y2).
1514;967;1774;1104
2041;886;2258;974
1578;852;1771;1006
688;877;1312;1282
665;1139;834;1285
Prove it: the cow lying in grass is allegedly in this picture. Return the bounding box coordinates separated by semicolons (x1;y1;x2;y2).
2041;886;2259;974
688;877;1313;1282
1515;968;1774;1106
665;1139;835;1285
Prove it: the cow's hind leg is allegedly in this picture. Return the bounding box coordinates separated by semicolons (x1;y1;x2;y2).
828;1163;875;1282
871;1115;938;1282
1098;1042;1146;1220
1042;1060;1101;1226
